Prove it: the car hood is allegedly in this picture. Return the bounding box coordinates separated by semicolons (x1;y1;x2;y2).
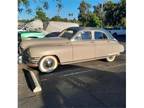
20;37;70;50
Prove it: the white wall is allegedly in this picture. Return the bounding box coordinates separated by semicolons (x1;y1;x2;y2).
19;20;79;34
45;21;79;34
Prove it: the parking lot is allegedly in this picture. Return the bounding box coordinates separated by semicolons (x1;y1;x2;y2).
18;41;126;108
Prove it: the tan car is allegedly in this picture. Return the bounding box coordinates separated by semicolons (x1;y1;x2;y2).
21;27;124;73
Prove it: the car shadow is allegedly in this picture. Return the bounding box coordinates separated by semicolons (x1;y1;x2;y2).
37;64;126;108
23;69;36;92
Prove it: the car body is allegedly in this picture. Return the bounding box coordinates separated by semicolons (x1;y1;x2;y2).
21;27;124;73
19;31;45;40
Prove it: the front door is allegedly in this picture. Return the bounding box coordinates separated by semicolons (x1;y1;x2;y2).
72;31;95;61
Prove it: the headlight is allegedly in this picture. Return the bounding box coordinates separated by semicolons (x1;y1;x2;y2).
23;48;31;59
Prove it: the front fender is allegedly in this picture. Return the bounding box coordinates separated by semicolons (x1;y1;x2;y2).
29;45;72;63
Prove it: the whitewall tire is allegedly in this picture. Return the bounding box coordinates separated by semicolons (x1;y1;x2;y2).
106;55;116;62
39;56;58;73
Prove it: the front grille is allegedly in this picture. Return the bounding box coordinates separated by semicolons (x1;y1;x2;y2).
22;49;40;65
22;49;30;64
30;57;40;64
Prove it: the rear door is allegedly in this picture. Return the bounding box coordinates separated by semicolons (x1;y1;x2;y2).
93;31;111;58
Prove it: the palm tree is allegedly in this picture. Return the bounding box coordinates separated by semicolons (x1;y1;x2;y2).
68;13;73;19
56;0;62;16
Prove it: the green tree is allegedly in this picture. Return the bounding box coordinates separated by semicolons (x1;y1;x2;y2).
119;0;126;27
103;1;116;26
18;0;49;20
78;0;102;27
35;8;49;22
35;8;49;30
93;4;103;21
104;0;126;27
78;0;91;26
51;16;63;21
93;0;126;27
87;13;102;27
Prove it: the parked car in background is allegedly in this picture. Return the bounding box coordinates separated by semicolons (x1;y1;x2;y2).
18;31;45;40
21;27;124;73
105;27;126;36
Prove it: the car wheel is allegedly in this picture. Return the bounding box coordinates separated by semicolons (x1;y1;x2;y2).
106;55;116;62
39;56;58;73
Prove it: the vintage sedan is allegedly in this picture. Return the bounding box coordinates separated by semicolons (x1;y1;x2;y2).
21;27;124;73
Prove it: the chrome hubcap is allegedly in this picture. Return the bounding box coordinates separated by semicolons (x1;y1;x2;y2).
109;56;114;60
46;59;53;67
43;58;55;70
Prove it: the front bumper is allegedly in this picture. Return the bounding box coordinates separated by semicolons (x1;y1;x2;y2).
23;56;40;67
27;63;38;67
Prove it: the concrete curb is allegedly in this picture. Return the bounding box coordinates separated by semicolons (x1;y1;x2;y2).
29;70;42;93
24;68;42;93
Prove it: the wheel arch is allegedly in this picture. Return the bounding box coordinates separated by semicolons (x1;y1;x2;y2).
39;55;61;64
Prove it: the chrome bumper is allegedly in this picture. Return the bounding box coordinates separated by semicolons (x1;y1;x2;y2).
23;57;40;67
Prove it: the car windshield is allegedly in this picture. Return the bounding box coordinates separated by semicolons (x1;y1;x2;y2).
59;28;78;39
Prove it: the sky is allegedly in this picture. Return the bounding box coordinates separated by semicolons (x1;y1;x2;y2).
18;0;120;20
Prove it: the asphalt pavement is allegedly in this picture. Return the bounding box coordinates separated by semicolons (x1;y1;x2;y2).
18;51;126;108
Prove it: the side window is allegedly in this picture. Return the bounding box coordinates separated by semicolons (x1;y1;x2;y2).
81;31;92;40
61;30;75;39
74;31;92;41
94;32;108;40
